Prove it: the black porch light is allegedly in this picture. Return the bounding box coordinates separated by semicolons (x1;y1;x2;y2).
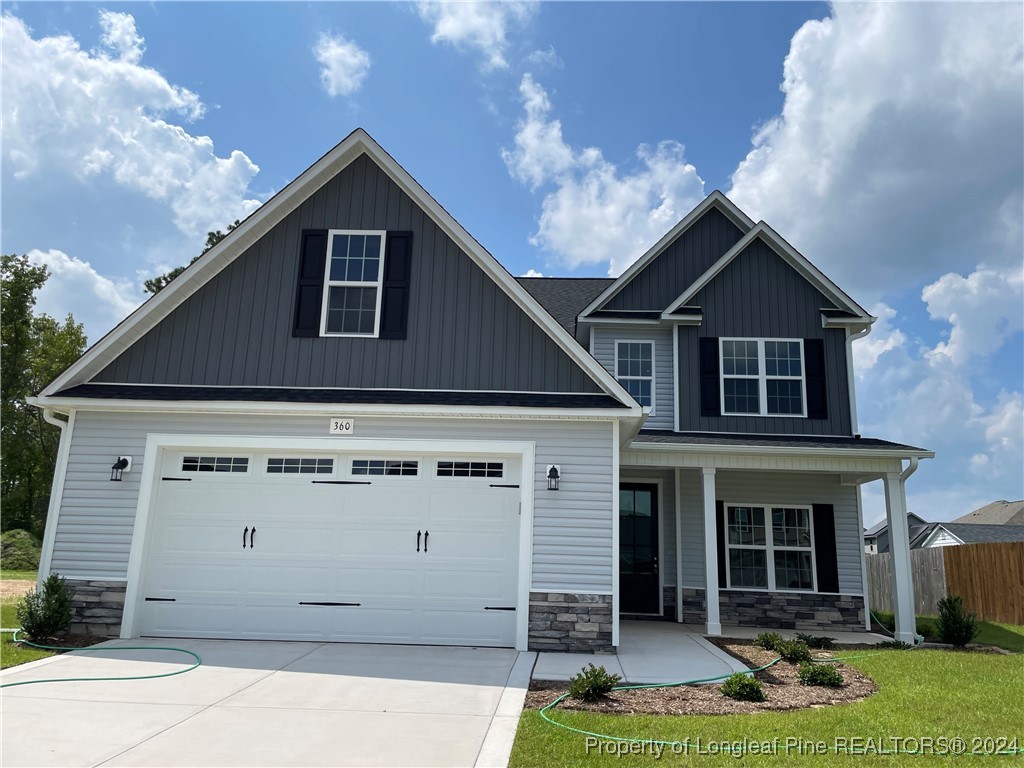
546;465;560;491
110;457;129;482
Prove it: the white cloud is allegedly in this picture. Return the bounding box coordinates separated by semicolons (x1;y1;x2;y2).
728;3;1023;300
27;249;144;341
1;12;262;238
416;1;536;70
852;304;906;374
525;45;562;70
314;32;371;97
503;74;705;275
97;10;144;64
521;268;544;277
923;267;1024;367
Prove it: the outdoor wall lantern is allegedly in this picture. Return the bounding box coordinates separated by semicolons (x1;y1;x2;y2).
546;465;560;491
110;456;131;481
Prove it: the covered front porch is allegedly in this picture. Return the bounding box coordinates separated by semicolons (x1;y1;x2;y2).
615;433;933;645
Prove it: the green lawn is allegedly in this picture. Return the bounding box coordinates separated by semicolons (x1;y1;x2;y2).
0;602;18;629
1;632;54;669
872;611;1024;652
511;650;1024;767
0;570;38;582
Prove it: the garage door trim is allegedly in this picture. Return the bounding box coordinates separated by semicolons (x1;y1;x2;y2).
122;434;536;650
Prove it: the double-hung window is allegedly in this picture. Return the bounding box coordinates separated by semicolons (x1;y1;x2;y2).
320;231;386;336
725;505;816;591
615;341;655;411
721;338;805;416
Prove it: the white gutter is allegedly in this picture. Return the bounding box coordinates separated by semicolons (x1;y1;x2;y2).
627;440;934;460
900;456;919;482
36;409;74;589
846;326;871;432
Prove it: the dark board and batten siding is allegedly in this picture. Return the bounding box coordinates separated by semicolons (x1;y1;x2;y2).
678;238;853;435
94;154;600;394
603;207;745;311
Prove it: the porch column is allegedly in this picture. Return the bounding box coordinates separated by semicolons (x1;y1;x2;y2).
884;471;917;643
702;467;721;635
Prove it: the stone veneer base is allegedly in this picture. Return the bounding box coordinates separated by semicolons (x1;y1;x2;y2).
528;592;613;652
67;579;126;638
679;588;865;630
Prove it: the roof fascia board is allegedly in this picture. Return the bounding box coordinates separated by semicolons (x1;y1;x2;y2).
27;395;636;421
627;440;935;460
578;191;754;318
41;129;638;410
663;222;875;321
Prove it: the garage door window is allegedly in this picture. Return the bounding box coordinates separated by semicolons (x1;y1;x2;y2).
181;456;249;473
352;459;419;476
267;457;334;474
436;461;503;478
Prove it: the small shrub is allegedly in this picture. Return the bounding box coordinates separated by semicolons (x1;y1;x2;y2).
936;595;979;648
16;573;73;639
796;633;836;650
797;662;844;687
1;529;41;571
776;639;812;664
877;640;913;650
720;673;766;702
568;663;621;701
754;631;784;651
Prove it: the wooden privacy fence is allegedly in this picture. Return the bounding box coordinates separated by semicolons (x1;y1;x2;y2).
866;541;1024;624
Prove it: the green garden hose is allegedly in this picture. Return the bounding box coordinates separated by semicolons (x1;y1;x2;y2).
0;631;202;688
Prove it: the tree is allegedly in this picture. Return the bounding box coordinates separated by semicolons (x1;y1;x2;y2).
1;255;88;536
143;220;242;294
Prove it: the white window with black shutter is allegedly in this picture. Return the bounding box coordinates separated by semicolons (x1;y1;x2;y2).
292;229;413;340
699;336;828;419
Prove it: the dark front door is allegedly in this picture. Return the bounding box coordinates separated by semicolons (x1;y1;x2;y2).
619;483;659;614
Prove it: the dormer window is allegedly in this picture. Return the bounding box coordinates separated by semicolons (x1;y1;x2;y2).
615;341;655;411
720;338;806;417
320;231;387;337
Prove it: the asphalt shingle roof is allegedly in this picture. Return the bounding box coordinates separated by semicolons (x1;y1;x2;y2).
516;277;614;336
934;523;1024;544
952;499;1024;526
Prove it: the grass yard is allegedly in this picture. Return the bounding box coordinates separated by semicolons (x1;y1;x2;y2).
511;650;1024;767
1;631;55;669
872;611;1024;653
0;570;38;582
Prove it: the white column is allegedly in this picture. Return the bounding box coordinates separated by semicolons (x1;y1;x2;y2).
884;472;916;643
702;467;721;635
675;468;684;623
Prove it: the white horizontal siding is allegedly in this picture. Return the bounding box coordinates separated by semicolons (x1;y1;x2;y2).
51;412;614;593
592;327;674;430
676;470;863;595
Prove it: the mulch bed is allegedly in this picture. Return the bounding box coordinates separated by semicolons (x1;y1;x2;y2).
525;640;877;716
9;633;108;650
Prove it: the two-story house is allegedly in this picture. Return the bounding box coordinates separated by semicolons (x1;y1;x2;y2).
30;129;931;652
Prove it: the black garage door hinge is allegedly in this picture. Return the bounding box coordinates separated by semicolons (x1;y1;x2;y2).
298;601;361;607
161;477;192;482
489;484;519;488
144;597;176;602
311;480;372;485
484;606;516;611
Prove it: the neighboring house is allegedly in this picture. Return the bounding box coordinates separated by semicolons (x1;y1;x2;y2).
913;523;1024;549
29;129;933;651
864;512;929;554
952;499;1024;526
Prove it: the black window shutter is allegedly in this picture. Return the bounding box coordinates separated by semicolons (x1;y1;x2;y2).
379;231;413;340
292;230;328;337
700;337;721;417
805;338;828;420
812;504;840;593
715;501;727;586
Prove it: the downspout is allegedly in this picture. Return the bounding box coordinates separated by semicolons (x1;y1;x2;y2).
846;326;871;433
36;408;70;590
900;456;919;483
898;455;923;644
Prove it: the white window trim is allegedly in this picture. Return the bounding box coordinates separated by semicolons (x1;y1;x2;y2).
319;229;388;338
614;339;656;415
719;338;807;418
722;503;818;593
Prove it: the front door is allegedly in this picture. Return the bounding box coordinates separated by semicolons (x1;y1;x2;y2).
619;483;659;614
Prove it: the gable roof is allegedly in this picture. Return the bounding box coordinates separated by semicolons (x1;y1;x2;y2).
919;523;1024;547
864;512;929;538
578;191;755;318
662;222;874;323
37;129;638;411
952;499;1024;526
517;277;613;336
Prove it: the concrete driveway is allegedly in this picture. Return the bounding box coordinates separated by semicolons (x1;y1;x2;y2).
0;638;535;768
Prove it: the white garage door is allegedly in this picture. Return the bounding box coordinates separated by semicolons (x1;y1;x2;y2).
138;448;522;647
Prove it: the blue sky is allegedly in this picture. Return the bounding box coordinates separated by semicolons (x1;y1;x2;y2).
2;2;1022;525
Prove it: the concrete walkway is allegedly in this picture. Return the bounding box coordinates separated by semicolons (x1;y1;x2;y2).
1;638;535;768
532;621;748;684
